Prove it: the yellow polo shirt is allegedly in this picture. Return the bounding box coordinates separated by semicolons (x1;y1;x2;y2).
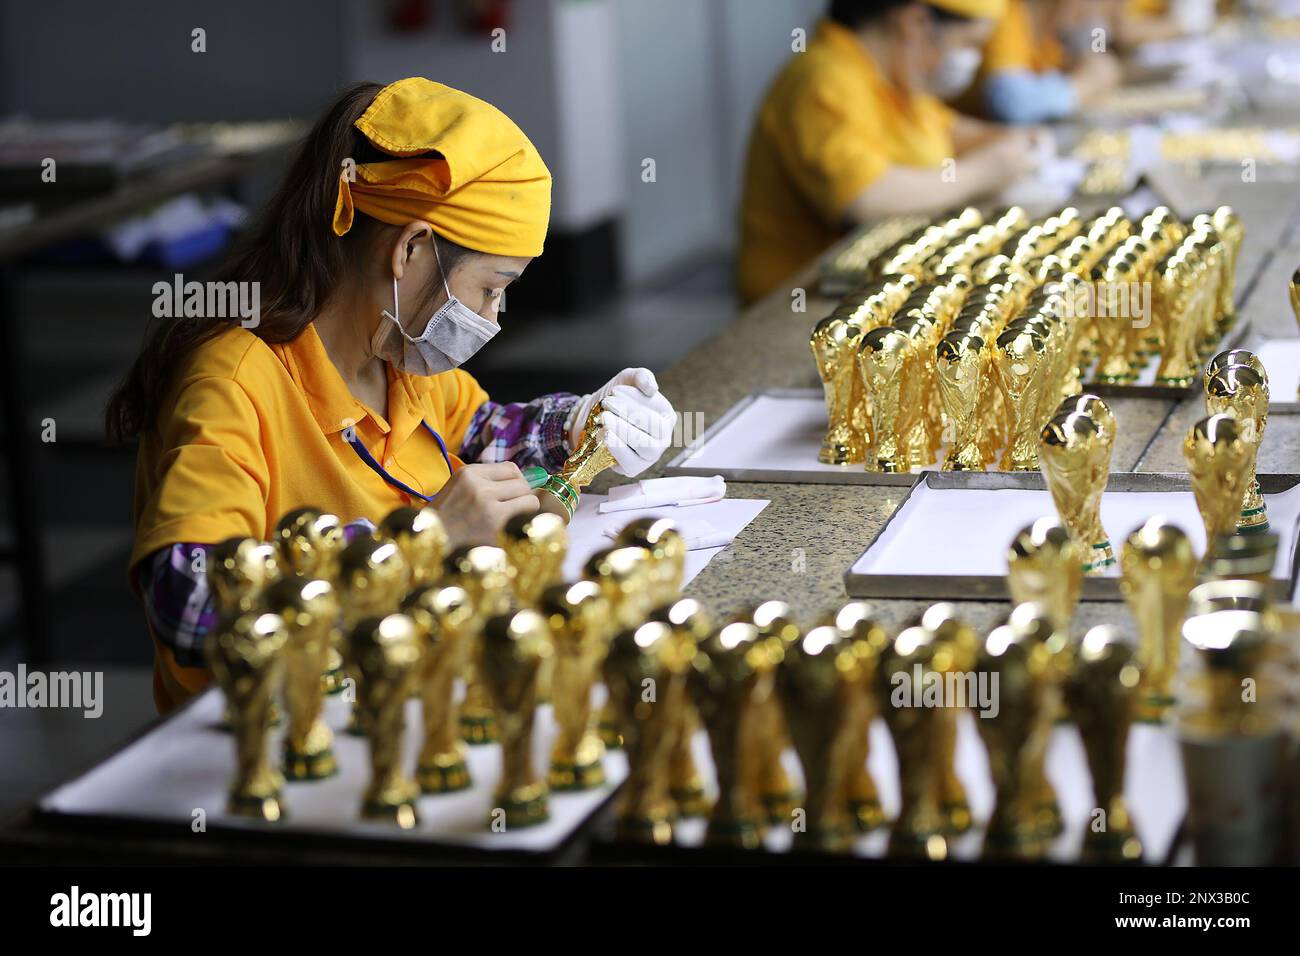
131;322;487;709
736;19;956;305
984;0;1065;73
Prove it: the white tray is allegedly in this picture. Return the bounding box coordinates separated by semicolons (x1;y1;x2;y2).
845;471;1300;601
37;688;625;857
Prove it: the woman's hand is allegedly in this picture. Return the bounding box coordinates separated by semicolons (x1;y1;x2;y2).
567;368;677;477
431;462;539;547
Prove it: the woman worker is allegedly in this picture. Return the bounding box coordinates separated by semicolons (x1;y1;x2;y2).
106;78;677;712
967;0;1121;124
737;0;1046;305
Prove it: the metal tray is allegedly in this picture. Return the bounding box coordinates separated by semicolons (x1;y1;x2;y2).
843;470;1300;602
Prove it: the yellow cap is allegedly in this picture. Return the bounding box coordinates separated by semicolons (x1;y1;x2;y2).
333;78;552;258
927;0;1007;18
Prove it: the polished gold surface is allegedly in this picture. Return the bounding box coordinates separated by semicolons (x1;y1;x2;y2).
262;575;339;781
1063;626;1143;862
209;536;281;618
1183;414;1257;556
1120;518;1197;723
444;544;514;745
379;505;449;589
206;610;288;821
1038;400;1116;574
917;603;979;836
1204;359;1270;533
742;600;802;825
583;545;655;750
830;602;890;833
537;401;619;519
541;581;613;791
480;608;553;828
345;614;422;828
649;598;713;819
402;584;474;793
273;510;347;695
1007;516;1084;635
604;620;676;845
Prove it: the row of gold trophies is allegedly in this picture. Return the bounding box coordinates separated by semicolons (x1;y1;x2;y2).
812;204;1244;474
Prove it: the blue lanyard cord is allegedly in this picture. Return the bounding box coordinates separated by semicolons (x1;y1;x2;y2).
346;421;453;504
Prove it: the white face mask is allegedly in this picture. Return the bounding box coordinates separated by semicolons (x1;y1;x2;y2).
931;46;982;99
371;239;499;377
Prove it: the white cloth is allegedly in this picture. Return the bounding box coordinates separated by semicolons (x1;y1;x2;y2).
602;516;733;551
597;475;726;514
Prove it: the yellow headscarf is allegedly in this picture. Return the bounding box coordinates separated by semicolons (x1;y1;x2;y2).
332;78;552;258
927;0;1007;18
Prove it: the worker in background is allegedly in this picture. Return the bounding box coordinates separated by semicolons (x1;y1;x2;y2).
737;0;1044;306
964;0;1122;124
1116;0;1216;47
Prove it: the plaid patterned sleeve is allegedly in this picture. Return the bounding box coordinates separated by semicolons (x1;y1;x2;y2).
138;520;376;668
459;392;580;473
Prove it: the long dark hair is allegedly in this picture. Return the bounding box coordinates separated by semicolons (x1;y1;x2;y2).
105;81;471;443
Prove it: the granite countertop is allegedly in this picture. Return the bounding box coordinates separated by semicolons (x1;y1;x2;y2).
642;168;1300;635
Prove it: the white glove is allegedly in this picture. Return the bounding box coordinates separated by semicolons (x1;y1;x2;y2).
566;368;676;477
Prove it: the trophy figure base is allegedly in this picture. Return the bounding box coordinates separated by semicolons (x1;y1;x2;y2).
1137;691;1176;724
887;827;948;861
228;789;286;822
1082;540;1116;574
459;710;498;745
1033;801;1065;839
793;821;854;854
981;825;1044;861
282;742;338;782
669;778;712;818
344;708;367;736
940;798;973;836
1082;827;1143;863
869;456;903;474
1237;509;1269;534
847;795;887;832
536;475;579;520
818;442;862;466
218;702;282;733
703;814;762;850
759;788;800;827
418;751;473;793
548;755;606;792
616;810;675;846
320;666;346;696
362;788;420;830
492;781;550;829
597;718;623;750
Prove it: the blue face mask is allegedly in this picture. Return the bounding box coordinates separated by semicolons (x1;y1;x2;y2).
370;239;499;376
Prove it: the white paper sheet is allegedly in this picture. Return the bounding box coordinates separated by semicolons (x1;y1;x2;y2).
851;480;1300;582
40;689;627;853
562;493;769;583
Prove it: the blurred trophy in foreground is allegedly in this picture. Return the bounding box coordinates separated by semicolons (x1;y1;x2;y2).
691;621;770;849
263;575;339;780
1183;414;1257;556
445;545;514;745
1005;603;1067;838
336;536;409;735
1204;358;1269;533
585;546;656;750
605;620;676;845
502;510;568;703
975;620;1051;861
209;536;282;730
380;505;449;589
207;611;288;821
543;581;613;790
744;601;802;824
1063;626;1143;862
1039;397;1116;574
920;603;979;835
878;626;948;859
1007;517;1083;635
403;584;474;793
650;598;713;818
1120;518;1197;722
274;508;347;694
346;614;423;828
775;625;863;853
1180;608;1287;864
480;609;553;828
536;401;619;521
832;602;890;832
